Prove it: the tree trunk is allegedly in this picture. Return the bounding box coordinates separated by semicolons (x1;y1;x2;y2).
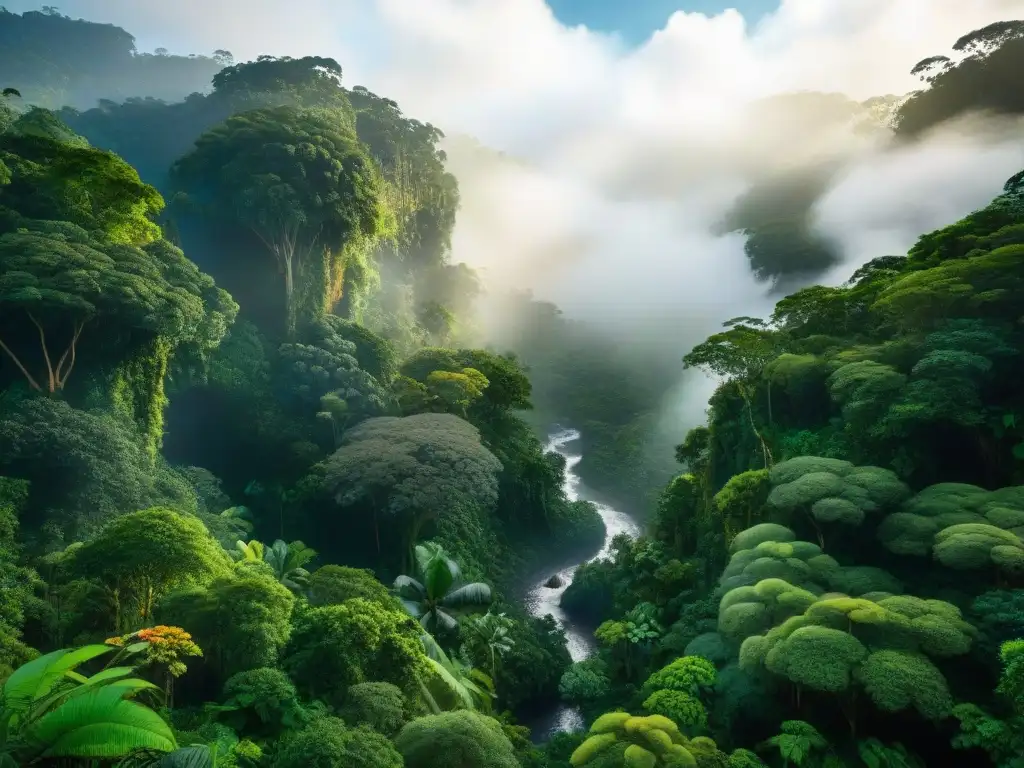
112;586;122;634
143;579;154;624
284;254;296;336
739;383;773;468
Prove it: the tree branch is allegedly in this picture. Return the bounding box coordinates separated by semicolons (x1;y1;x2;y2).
0;334;43;391
26;311;56;391
249;226;284;272
55;320;85;388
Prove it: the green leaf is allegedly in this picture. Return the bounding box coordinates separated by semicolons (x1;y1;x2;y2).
26;686;176;759
146;744;216;768
1013;441;1024;461
393;575;426;600
441;582;492;609
422;657;475;710
424;608;459;632
32;669;148;717
85;667;139;686
3;645;115;716
422;552;456;601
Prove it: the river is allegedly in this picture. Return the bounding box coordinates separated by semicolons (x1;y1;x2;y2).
521;427;642;739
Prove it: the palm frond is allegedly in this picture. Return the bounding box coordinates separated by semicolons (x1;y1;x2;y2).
393;575;426;599
441;582;492;608
424;608;459;633
422;553;456;600
32;667;144;715
422;657;475;710
400;598;426;619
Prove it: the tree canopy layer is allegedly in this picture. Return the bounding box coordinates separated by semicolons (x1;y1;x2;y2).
0;8;223;108
6;13;1024;768
896;21;1024;136
321;412;502;560
171;105;391;335
0;220;235;396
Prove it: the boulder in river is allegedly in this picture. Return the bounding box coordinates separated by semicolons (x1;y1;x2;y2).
544;574;564;589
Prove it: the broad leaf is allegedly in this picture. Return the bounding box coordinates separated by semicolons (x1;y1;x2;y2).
27;686;176;759
441;582;492;608
400;599;426;619
422;657;475;710
422;608;459;632
422;553;456;601
117;744;217;768
393;575;426;599
31;667;142;716
3;645;114;716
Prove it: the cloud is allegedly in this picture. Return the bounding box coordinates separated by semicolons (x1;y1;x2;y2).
812;114;1024;285
19;0;1024;433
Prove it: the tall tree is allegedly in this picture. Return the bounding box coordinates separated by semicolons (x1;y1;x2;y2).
321;413;502;561
0;221;235;398
171;105;393;335
897;21;1024;136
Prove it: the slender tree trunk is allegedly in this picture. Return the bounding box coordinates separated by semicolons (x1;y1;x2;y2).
165;670;174;710
0;317;83;393
739;383;773;468
0;335;42;391
112;586;122;634
283;253;296;336
807;515;826;551
143;579;154;624
418;678;441;714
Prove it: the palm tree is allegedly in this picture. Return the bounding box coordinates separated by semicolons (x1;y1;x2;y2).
463;612;515;681
0;643;176;765
393;543;492;635
417;633;494;714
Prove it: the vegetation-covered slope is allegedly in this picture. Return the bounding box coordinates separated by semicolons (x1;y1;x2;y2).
0;7;224;108
557;166;1024;768
1;9;1024;768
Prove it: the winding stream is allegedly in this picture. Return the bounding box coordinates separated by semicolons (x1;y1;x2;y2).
521;427;641;739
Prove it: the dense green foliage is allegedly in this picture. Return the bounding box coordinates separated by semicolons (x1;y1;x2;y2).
3;10;1024;768
556;150;1024;768
0;13;608;767
0;8;224;108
